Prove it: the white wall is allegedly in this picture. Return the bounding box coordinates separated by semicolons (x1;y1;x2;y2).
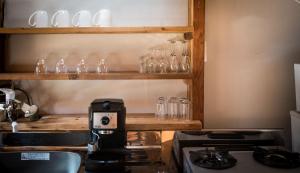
204;0;300;129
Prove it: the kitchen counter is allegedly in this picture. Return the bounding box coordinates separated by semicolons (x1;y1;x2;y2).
0;131;179;172
0;114;202;131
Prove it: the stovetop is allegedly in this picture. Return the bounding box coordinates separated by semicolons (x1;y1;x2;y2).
183;147;300;173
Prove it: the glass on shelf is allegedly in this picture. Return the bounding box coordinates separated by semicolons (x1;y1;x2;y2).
169;55;179;73
76;58;88;74
168;40;179;73
55;58;68;73
167;97;179;120
35;58;48;74
146;56;157;73
178;98;191;120
179;41;191;73
155;97;167;119
139;55;148;73
96;58;109;73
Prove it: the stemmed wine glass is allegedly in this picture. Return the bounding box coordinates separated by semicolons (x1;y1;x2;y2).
180;40;191;73
169;40;179;73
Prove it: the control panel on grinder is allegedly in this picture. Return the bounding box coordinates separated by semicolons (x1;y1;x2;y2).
89;99;126;149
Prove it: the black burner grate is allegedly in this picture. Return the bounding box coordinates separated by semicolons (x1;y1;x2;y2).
253;147;300;169
189;149;237;170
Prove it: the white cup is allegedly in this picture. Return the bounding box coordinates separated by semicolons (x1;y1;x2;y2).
92;9;112;27
51;10;70;27
72;10;92;27
28;10;48;28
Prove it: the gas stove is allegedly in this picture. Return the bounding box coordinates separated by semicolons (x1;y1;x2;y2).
173;129;285;169
183;146;300;173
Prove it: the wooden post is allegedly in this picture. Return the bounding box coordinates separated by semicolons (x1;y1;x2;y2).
191;0;205;124
0;0;5;73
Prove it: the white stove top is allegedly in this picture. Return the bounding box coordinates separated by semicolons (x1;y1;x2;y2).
183;148;300;173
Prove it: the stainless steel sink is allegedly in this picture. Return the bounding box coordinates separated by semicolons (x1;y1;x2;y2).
0;132;89;146
0;151;81;173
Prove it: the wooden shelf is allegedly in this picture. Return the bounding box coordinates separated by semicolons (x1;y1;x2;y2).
0;114;202;131
0;27;194;34
0;72;192;80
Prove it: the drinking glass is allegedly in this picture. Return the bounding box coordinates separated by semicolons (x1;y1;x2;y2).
55;58;68;73
180;55;191;73
168;97;179;119
139;55;148;73
96;58;109;73
179;41;191;73
157;47;168;73
35;58;48;74
76;58;88;74
169;40;179;73
178;98;191;120
169;55;179;73
155;97;167;119
157;57;168;73
146;56;157;73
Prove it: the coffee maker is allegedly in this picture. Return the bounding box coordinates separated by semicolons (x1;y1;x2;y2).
86;99;127;172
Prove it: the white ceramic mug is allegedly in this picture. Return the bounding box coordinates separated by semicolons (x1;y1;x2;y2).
72;10;92;27
28;10;48;28
92;9;112;27
51;10;70;27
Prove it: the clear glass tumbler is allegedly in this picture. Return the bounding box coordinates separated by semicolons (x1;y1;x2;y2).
76;58;88;74
179;98;191;120
168;97;179;120
155;97;167;119
55;58;68;73
35;58;48;74
96;58;109;73
146;56;157;73
139;56;148;73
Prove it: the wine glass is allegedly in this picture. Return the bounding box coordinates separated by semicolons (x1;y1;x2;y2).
35;58;48;74
76;58;88;74
55;58;68;73
180;41;191;73
169;40;179;73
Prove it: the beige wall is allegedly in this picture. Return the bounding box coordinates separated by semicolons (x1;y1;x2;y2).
204;0;300;129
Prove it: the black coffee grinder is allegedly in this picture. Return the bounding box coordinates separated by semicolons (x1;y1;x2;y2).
85;99;127;172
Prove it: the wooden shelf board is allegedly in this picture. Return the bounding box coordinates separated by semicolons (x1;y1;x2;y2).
0;27;194;34
0;114;202;131
0;72;192;80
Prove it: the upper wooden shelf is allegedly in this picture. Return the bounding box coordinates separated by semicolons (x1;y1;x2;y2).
0;72;192;80
0;27;194;34
0;114;202;131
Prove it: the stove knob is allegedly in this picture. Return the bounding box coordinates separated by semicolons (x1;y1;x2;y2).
101;116;110;125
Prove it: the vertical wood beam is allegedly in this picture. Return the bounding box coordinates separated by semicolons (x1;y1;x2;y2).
192;0;205;124
0;0;5;73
